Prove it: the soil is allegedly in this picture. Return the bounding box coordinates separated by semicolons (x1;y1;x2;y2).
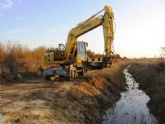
129;59;165;124
0;61;127;124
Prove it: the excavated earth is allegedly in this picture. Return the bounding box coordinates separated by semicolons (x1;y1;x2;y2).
0;61;127;124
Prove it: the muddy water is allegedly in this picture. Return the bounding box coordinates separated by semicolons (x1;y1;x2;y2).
102;65;158;124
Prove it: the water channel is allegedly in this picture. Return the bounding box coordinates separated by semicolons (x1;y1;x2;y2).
102;65;158;124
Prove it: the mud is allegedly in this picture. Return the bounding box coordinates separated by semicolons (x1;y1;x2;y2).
0;61;127;124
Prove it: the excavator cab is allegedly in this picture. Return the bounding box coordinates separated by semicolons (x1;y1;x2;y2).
76;41;88;62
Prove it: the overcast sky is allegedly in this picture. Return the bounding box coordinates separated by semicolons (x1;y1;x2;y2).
0;0;165;58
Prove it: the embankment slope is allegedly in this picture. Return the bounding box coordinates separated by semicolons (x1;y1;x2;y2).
129;59;165;124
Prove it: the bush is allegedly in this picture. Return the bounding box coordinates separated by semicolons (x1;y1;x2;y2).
0;43;6;64
155;60;165;72
0;42;46;79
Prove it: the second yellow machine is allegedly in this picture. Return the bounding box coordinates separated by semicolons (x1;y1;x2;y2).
43;5;114;80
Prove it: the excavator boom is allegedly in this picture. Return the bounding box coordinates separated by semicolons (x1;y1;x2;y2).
65;6;114;62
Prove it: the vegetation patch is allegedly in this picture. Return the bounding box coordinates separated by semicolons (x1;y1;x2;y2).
0;43;45;82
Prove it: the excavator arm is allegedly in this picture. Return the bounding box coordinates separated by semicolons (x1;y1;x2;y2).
65;6;114;62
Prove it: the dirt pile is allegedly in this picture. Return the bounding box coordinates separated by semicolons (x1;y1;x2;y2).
129;59;165;124
0;61;127;124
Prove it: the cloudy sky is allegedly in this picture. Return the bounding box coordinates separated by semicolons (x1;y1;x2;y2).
0;0;165;58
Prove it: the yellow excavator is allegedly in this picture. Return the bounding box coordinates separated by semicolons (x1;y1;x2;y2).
42;5;114;80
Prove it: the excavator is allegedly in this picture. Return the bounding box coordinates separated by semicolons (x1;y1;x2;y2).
42;5;114;80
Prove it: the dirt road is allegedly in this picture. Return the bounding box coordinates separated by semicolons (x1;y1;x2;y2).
0;61;127;124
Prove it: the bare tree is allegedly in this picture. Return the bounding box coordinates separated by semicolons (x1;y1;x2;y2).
160;47;165;64
161;47;165;57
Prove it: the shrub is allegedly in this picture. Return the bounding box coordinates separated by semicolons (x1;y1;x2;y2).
0;42;46;79
0;43;6;64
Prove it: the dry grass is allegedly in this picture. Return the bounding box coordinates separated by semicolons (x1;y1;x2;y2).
0;44;6;64
0;43;46;80
129;58;165;124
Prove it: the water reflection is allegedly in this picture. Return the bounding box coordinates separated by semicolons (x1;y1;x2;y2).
102;65;158;124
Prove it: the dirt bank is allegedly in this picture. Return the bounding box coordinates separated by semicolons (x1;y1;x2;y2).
0;61;127;124
129;59;165;124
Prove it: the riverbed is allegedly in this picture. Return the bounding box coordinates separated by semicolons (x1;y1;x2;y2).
102;65;158;124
